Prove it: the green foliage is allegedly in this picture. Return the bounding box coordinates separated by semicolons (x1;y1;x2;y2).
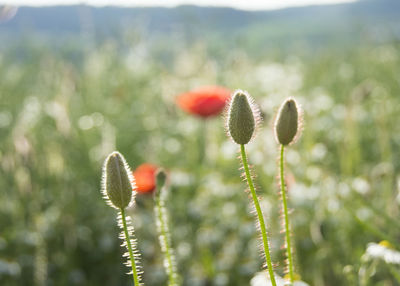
1;35;400;286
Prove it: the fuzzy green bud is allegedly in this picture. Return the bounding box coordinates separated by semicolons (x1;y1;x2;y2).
275;98;299;145
102;151;134;209
155;169;167;196
227;90;258;145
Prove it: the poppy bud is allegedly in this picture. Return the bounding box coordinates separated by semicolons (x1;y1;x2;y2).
275;98;300;146
156;169;167;190
102;151;134;209
227;90;259;145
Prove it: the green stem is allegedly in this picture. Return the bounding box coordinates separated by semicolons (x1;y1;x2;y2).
388;264;400;284
280;144;295;283
198;120;207;166
240;144;277;286
155;192;179;285
120;208;140;286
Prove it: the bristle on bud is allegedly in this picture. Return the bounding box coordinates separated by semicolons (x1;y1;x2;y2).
101;151;135;209
226;90;260;145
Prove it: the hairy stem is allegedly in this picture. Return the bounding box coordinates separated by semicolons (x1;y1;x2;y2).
155;189;179;286
280;144;295;283
120;208;140;286
240;144;277;286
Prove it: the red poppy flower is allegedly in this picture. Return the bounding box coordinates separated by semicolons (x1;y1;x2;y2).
177;86;231;118
133;163;158;194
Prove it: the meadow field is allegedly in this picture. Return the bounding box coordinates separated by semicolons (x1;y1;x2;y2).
1;3;400;286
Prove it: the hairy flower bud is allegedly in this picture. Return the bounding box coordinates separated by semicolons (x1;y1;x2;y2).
101;151;134;209
275;98;300;146
227;90;259;145
156;169;167;190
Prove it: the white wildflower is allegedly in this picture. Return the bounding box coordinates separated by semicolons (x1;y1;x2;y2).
250;272;309;286
366;242;400;265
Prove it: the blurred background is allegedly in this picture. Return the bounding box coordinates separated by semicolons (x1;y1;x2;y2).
1;0;400;285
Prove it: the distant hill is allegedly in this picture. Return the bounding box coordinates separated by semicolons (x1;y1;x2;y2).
0;0;399;56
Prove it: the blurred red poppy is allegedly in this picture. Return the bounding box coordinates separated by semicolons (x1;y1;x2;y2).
133;163;158;194
177;86;231;118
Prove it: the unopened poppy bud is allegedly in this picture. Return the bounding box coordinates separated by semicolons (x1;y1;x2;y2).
102;151;134;209
156;169;167;189
155;169;167;197
227;90;259;145
275;98;300;145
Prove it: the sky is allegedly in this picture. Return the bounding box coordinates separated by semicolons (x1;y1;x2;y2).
1;0;356;11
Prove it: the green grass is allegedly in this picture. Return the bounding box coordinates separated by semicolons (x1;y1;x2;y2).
0;39;400;286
